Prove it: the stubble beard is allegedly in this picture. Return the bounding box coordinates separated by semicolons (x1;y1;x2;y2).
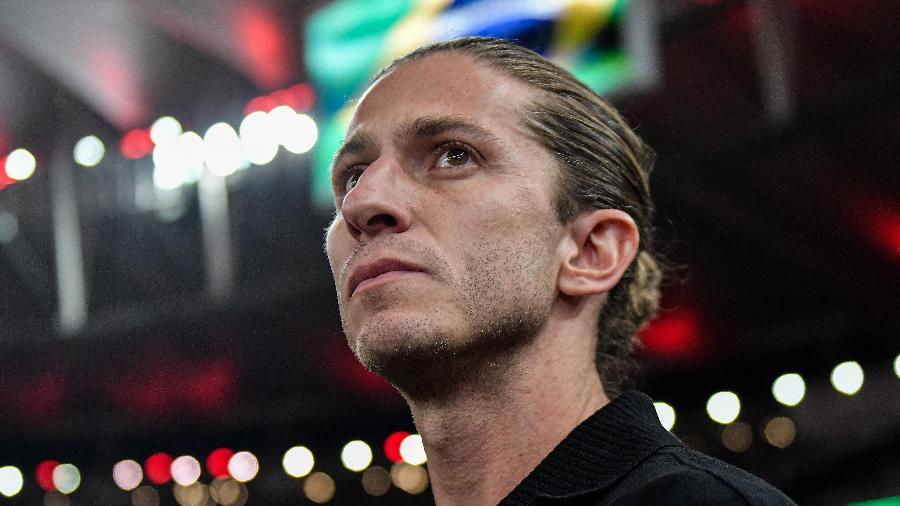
337;235;556;404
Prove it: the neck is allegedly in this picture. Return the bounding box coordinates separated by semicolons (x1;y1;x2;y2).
404;300;609;506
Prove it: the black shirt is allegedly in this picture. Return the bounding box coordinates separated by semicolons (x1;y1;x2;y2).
500;391;796;505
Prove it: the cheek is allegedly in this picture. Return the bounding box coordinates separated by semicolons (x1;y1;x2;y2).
325;223;349;277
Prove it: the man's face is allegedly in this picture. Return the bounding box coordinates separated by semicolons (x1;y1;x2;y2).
325;52;566;386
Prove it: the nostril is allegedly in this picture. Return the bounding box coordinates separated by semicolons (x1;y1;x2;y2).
367;213;397;230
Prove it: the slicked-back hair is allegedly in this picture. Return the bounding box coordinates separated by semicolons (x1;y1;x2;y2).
373;37;662;398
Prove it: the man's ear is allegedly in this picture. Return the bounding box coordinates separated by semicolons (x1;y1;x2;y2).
558;209;640;297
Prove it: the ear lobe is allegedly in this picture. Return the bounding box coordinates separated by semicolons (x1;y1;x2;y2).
558;209;640;297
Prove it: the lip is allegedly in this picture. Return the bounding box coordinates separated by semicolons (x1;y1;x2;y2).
346;258;427;297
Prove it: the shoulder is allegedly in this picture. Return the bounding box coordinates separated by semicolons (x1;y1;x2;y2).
598;445;797;506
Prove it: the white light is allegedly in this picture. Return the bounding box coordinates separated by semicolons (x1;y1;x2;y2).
0;466;24;497
772;373;806;407
150;116;183;145
153;163;183;191
341;440;373;472
706;391;741;425
831;361;864;395
5;148;36;181
653;402;676;431
227;451;259;483
399;434;427;465
171;455;201;486
203;122;242;177
282;446;315;478
239;111;279;165
893;354;900;379
112;459;143;491
152;131;204;190
52;463;81;494
269;106;319;154
73;135;105;167
285;113;318;154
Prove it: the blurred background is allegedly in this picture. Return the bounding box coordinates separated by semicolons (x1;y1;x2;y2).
0;0;898;504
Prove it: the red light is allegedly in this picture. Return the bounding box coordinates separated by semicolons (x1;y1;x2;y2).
865;207;900;260
0;156;12;190
36;460;59;491
182;358;237;412
640;307;701;359
244;95;276;115
243;83;316;115
384;431;409;463
206;448;234;478
120;128;153;159
231;4;292;88
287;84;315;112
144;452;173;485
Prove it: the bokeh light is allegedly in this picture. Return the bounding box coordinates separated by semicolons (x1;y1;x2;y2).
36;460;59;491
239;111;279;165
0;466;24;497
399;434;427;465
150;116;183;145
831;361;864;395
303;472;335;504
170;455;201;486
73;135;105;167
282;446;314;478
361;466;391;496
772;373;806;407
384;431;409;463
5;148;36;181
391;462;429;494
152;161;183;191
720;421;753;452
764;416;797;448
206;448;234;479
341;440;373;472
152;131;205;190
203;123;243;177
51;463;81;494
144;453;173;485
173;482;209;506
706;391;741;424
227;451;259;483
653;402;676;431
210;477;246;506
131;485;160;506
893;354;900;379
113;459;143;491
120;128;154;159
267;106;318;154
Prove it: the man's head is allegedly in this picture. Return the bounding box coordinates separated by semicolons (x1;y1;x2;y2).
325;37;661;399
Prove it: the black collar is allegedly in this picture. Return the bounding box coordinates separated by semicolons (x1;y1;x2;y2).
500;391;682;505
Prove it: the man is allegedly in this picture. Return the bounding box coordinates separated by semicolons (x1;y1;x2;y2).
325;37;794;505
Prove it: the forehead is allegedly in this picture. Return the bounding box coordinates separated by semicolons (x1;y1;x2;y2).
348;51;538;137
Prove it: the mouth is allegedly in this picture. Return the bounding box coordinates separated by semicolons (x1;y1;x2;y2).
347;258;427;297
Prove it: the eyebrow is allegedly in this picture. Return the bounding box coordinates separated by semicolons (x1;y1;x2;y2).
331;115;501;171
332;130;378;169
396;115;501;145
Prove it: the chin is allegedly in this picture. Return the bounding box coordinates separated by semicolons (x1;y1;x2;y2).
344;312;470;396
349;313;455;363
343;306;546;401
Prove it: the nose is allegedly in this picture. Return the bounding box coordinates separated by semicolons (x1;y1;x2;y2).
339;159;412;241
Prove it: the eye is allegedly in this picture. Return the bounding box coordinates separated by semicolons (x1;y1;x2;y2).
436;146;474;169
343;166;365;194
